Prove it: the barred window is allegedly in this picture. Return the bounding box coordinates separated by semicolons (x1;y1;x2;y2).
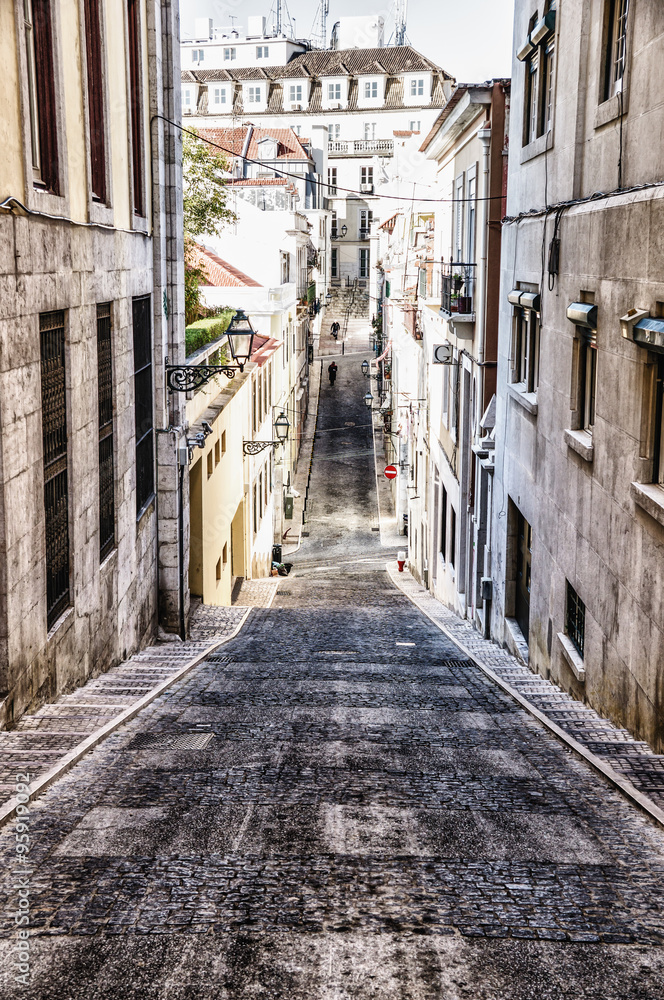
566;581;585;658
97;303;115;559
133;296;154;515
40;311;70;627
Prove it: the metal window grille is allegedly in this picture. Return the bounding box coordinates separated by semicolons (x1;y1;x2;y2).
40;311;70;628
566;581;585;658
133;296;154;515
97;303;115;559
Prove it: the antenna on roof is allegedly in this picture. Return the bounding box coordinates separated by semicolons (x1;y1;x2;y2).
267;0;295;38
310;0;329;49
390;0;408;46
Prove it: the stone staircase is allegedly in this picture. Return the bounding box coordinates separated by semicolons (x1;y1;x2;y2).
328;281;370;320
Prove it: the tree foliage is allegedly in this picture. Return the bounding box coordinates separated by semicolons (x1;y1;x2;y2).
182;129;236;324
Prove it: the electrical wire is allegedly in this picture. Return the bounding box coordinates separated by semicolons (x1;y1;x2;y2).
154;114;506;205
502;177;664;225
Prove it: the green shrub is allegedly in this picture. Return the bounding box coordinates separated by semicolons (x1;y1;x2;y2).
185;310;234;358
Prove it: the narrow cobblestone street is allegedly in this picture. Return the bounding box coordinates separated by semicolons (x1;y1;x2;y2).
2;352;664;998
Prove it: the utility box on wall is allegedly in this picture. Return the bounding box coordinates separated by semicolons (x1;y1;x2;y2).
284;494;294;519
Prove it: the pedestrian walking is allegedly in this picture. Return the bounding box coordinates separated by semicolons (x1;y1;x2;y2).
328;361;338;385
331;321;339;341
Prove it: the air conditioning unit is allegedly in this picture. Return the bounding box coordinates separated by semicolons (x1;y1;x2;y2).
183;107;193;115
329;102;342;109
291;103;302;111
360;184;374;194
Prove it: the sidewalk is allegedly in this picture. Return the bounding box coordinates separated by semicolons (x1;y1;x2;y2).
0;602;250;826
318;316;373;357
388;562;664;823
283;359;322;556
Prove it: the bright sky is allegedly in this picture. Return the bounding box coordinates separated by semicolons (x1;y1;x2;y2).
179;1;515;83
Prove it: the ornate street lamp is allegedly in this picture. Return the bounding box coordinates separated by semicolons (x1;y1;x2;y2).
364;391;374;409
165;309;257;393
361;359;369;377
243;411;291;455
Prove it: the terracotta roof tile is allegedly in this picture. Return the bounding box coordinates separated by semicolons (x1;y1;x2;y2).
191;244;262;288
198;126;311;161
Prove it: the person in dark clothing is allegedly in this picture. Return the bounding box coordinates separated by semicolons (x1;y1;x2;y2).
328;362;338;384
331;321;339;340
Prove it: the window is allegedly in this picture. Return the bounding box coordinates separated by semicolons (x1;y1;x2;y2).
216;557;221;581
253;483;257;534
514;305;541;393
280;250;290;283
604;0;629;99
24;0;59;193
328;82;341;101
522;6;557;145
40;310;70;627
328;167;337;195
223;47;236;61
207;451;213;478
454;176;464;261
359;247;369;278
328;122;340;140
360;165;373;188
364;122;376;140
331;211;337;238
256;45;269;58
191;48;204;63
364;80;378;98
212;87;226;105
651;357;664;486
466;174;476;264
223;542;228;565
83;0;107;202
525;36;540;144
182;88;191;108
214;440;220;465
410;78;424;96
331;247;338;278
440;485;447;559
247;86;261;103
291;124;301;135
252;380;257;433
409;120;421;131
289;84;303;103
566;581;585;658
133;296;154;515
97;303;114;561
450;507;456;569
127;0;144;215
221;430;226;455
580;333;598;432
359;208;372;237
542;34;556;133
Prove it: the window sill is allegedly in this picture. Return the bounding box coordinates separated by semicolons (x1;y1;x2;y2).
504;617;529;666
558;632;586;682
47;606;75;642
631;482;664;529
564;428;594;462
520;131;552;164
507;383;538;416
594;91;628;129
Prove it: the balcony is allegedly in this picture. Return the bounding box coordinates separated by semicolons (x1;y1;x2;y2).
441;262;476;321
328;139;394;157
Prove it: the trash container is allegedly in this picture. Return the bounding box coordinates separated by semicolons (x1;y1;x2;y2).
272;544;282;564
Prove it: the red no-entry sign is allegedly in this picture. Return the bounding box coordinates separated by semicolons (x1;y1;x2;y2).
384;465;398;480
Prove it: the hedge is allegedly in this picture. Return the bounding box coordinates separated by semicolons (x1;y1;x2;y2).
185;310;234;358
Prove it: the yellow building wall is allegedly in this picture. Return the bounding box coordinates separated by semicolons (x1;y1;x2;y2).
0;5;25;201
61;0;88;222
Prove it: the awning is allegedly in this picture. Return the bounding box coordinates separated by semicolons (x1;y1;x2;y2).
633;317;664;353
566;302;597;330
508;289;541;311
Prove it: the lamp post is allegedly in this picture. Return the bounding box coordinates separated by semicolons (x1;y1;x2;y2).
361;359;369;377
165;309;257;393
364;391;374;409
243;411;291;455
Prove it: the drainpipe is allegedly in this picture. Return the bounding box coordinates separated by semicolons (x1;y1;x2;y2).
476;123;491;372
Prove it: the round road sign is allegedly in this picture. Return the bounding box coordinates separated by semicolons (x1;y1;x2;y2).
384;465;398;480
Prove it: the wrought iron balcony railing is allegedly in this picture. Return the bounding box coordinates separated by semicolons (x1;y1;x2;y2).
441;262;477;317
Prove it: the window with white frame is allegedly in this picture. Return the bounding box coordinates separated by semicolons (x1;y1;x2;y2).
182;88;192;109
454;176;464;261
191;49;204;63
520;4;557;145
331;247;338;278
256;45;269;58
513;304;541;393
360;165;373;188
364;122;376;140
331;210;338;238
466;172;476;264
328;167;337;195
603;0;629;99
359;209;373;237
328;122;340;140
247;86;261;103
364;80;378;98
410;78;424;96
291;124;301;135
223;47;236;61
212;87;226;106
580;332;597;432
359;247;370;278
328;82;341;101
289;84;303;103
409;120;421;131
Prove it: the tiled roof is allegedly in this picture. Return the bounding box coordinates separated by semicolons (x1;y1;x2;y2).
197;126;312;161
191;244;262;288
228;178;290;187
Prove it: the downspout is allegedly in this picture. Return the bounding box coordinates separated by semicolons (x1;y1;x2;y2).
477;122;492;371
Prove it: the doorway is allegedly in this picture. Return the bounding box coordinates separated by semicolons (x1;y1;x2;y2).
515;510;532;641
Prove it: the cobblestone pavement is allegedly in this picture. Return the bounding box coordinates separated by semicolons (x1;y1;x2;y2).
386;567;664;815
2;353;664;998
0;604;248;809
